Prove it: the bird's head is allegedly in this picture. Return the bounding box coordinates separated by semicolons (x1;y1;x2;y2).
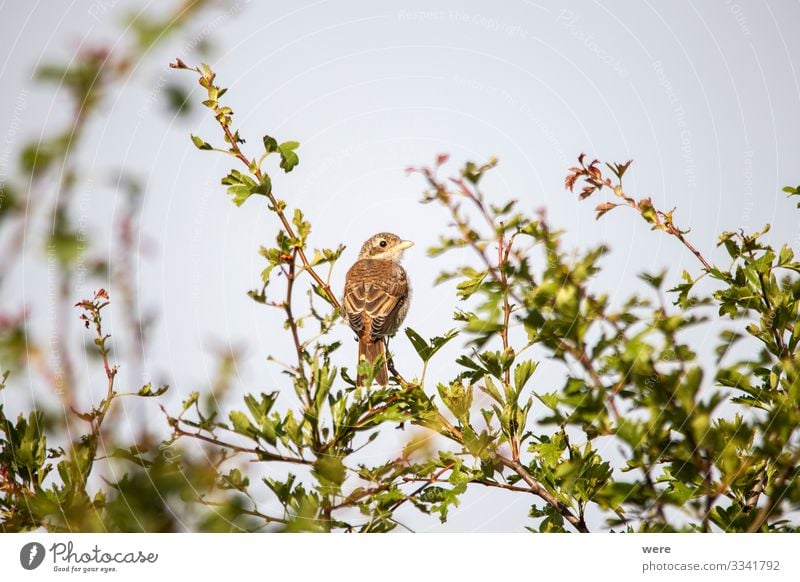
357;232;414;262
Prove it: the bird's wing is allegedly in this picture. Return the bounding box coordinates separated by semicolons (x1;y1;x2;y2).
342;283;367;335
343;262;406;341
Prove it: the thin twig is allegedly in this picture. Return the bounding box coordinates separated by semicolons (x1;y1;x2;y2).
566;156;712;272
170;421;312;466
500;456;589;533
173;63;341;311
74;289;118;483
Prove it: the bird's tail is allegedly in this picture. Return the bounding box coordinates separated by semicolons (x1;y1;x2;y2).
358;337;388;386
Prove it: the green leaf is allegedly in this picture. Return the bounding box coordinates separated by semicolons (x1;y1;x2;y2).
638;270;666;290
310;245;346;266
480;377;504;405
228;186;251;206
784;184;800;207
263;135;278;154
137;383;169;397
190;134;212;150
311;284;335;306
778;245;794;266
221;169;258;206
182;391;199;411
252;173;272;196
405;328;458;362
243;392;279;432
229;411;254;437
437;381;473;421
461;158;497;185
313;455;346;487
292;209;311;244
513;360;538;393
456;269;488;300
220;468;250;491
277;141;300;172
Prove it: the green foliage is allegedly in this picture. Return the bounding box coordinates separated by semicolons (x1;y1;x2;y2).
405;328;458;363
276;140;300;173
0;1;244;534
4;51;800;534
1;291;243;532
162;61;800;531
783;184;800;207
221;169;266;206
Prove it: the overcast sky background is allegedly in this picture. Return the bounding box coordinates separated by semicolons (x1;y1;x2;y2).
1;0;799;531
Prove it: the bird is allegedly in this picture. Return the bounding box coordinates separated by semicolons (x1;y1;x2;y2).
342;232;413;386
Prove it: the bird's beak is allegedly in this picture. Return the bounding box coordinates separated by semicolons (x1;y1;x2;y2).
396;240;414;251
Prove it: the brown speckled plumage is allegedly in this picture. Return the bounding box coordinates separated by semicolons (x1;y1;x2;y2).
342;233;412;385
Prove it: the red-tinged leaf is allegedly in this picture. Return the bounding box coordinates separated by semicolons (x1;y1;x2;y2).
71;406;97;422
595;202;618;220
436;153;450;166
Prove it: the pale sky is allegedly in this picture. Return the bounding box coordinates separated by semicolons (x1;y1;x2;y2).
1;0;799;531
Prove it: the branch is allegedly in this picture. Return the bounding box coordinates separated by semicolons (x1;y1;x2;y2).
74;289;119;483
403;447;591;532
566;155;712;272
199;498;288;527
389;462;455;514
403;474;533;494
412;165;527;306
560;340;620;422
746;445;800;532
500;456;589;533
168;418;312;466
170;59;341;312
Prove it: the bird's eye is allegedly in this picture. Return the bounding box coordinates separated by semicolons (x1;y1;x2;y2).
379;240;387;248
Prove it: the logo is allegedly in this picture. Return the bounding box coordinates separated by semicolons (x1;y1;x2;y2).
20;542;46;570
